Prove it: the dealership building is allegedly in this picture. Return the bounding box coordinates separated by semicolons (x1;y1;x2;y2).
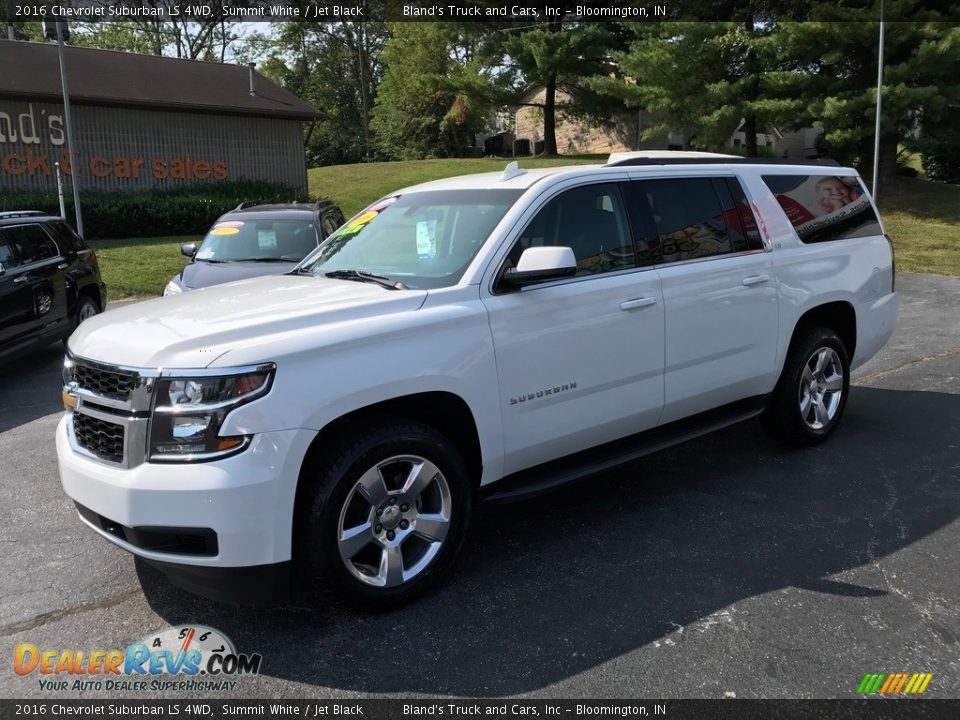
0;39;319;195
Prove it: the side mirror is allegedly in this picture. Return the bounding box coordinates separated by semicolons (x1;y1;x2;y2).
502;246;577;287
180;243;197;258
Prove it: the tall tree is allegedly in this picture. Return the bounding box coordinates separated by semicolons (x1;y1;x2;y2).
591;16;798;156
372;23;507;159
504;21;629;156
253;20;388;166
779;1;960;183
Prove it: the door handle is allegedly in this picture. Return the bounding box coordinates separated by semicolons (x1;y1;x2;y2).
13;276;28;284
620;297;658;311
742;274;770;286
57;262;69;270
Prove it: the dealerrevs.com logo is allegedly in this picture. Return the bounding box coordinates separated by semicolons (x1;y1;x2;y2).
14;625;261;692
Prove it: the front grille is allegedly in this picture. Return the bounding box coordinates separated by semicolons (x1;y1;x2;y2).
73;413;125;463
73;363;136;401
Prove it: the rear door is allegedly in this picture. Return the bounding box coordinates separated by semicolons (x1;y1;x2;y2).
626;176;779;424
45;220;98;313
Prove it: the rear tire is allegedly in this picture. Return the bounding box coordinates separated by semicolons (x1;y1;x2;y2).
761;326;850;446
76;295;100;325
63;295;100;346
296;418;472;610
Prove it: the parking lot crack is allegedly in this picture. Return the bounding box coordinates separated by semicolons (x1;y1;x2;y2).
0;588;143;637
856;345;960;386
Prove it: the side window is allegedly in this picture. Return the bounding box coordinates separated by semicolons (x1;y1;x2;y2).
45;221;86;253
508;183;635;276
639;178;735;263
761;174;882;243
0;230;22;270
5;224;60;265
726;178;765;251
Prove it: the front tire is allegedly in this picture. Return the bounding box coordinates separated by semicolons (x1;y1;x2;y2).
761;326;850;446
297;418;472;609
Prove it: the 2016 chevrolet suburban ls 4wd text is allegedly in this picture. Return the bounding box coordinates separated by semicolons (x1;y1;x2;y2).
57;153;897;607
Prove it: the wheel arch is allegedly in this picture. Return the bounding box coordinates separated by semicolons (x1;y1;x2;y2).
293;390;482;521
788;301;857;362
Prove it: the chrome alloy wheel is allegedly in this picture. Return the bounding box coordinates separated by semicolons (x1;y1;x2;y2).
798;347;844;431
336;454;452;588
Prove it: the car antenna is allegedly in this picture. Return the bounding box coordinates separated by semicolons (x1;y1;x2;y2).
500;161;527;182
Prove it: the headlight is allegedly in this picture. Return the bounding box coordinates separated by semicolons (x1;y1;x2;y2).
149;364;275;462
163;280;182;296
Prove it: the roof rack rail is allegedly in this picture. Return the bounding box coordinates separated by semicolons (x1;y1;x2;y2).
0;210;47;219
606;156;841;168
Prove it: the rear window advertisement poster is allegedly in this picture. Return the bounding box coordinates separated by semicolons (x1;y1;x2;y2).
764;175;881;243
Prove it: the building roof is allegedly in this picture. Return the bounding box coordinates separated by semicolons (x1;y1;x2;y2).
0;40;320;120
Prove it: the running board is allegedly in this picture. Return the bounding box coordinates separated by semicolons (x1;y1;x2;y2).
481;396;769;505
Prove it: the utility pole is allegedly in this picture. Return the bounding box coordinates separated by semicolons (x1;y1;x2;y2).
872;0;886;203
44;20;84;237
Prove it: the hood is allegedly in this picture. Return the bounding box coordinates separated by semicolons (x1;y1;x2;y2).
178;260;297;290
69;275;428;369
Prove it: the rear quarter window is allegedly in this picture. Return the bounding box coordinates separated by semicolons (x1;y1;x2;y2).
761;174;882;243
46;221;86;252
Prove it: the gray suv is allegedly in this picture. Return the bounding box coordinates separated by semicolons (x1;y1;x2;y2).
164;201;346;295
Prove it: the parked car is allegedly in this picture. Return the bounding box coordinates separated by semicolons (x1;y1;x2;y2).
0;211;106;364
58;154;896;607
163;201;346;295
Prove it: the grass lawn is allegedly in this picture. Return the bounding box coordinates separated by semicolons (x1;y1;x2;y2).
309;155;605;217
879;177;960;277
93;157;958;299
89;235;198;300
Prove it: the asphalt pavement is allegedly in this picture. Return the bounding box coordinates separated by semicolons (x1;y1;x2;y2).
0;273;957;699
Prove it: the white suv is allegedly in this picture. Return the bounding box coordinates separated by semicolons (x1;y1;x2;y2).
57;154;897;607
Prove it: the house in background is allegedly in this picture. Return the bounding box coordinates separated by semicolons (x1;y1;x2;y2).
515;85;821;158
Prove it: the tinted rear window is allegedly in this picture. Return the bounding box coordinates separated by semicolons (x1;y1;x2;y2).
634;178;737;263
46;221;86;252
762;174;882;243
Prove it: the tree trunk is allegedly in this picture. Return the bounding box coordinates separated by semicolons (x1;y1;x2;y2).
879;132;898;184
742;16;760;157
543;75;558;156
743;115;759;157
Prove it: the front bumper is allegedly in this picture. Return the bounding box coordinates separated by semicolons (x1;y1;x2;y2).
57;416;313;598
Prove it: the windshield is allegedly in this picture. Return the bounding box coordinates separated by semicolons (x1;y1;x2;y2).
195;219;319;262
298;189;522;289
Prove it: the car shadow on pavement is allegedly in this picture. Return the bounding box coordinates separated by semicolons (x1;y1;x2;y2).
0;343;66;434
138;386;960;696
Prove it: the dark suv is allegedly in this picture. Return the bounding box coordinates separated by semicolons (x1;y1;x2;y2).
164;201;346;295
0;212;106;363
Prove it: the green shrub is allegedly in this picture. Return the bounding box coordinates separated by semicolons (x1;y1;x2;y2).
0;181;309;239
920;142;960;185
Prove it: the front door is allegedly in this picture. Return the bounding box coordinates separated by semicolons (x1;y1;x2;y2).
0;232;36;349
482;181;665;475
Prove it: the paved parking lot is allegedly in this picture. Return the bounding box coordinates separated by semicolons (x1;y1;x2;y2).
1;273;958;699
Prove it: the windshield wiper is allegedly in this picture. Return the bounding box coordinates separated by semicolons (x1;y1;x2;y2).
324;269;408;291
